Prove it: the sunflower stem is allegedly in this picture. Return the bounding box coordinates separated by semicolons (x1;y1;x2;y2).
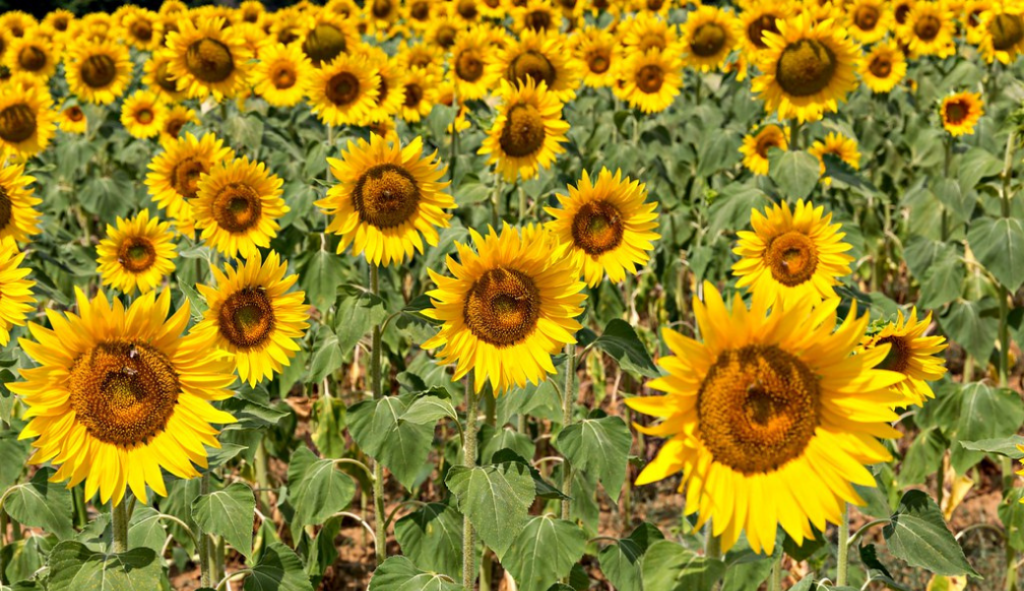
462;373;479;590
111;500;129;554
789;119;801;152
369;263;387;564
199;472;213;587
837;503;850;587
1001;130;1015;219
0;508;7;586
561;343;576;521
490;177;502;228
769;551;783;591
703;520;721;560
254;439;271;516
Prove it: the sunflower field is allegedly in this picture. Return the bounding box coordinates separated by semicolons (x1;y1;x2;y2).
0;0;1024;590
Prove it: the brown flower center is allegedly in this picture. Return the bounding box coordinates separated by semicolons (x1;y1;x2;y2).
213;182;263;233
635;64;664;93
765;231;818;287
272;64;297;89
895;3;911;24
66;106;85;122
136;108;154;125
0;103;36;143
869;54;893;78
775;38;837;97
876;335;912;374
404;82;423;107
18;46;47;72
436;24;458;48
747;14;780;49
185;38;235;83
155;61;179;94
81;54;117;88
586;49;611;74
353;163;421;229
755;128;784;158
0;185;12;232
411;1;431;20
914;14;941;41
130;19;154;42
507;50;556;88
117;236;157;273
464;267;541;346
372;0;393;19
571;200;624;255
302;23;347;66
525;9;553;31
638;32;666;52
854;5;880;30
499;103;546;158
165;115;187;139
944;99;969;125
989;13;1024;51
458;0;478;19
218;288;275;349
326;71;361;105
690;22;727;57
455;49;484;82
170;156;207;200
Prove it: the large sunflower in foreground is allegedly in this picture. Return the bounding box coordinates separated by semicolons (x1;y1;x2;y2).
252;42;312;108
193;157;287;258
0;84;56;159
545;168;661;287
732;200;854;308
0;163;41;243
626;284;904;554
614;48;683;114
316;134;454;267
940;91;984;136
739;124;789;176
0;240;35;346
13;289;237;506
192;252;309;387
307;52;381;127
163;17;253;101
96;209;177;294
65;39;132;105
681;5;740;72
861;308;947;407
479;78;570;182
485;29;581;103
422;223;587;394
859;40;907;94
752;15;860;123
146;132;236;236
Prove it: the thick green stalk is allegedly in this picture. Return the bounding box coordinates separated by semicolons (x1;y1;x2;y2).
769;551;783;591
561;344;576;521
837;503;850;587
199;473;212;587
369;264;387;563
999;129;1018;591
462;375;479;590
0;506;7;586
703;519;721;560
111;501;129;554
254;440;271;515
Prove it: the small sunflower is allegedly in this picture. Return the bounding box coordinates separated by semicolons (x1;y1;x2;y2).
940;91;984;136
859;40;907;94
397;41;445;72
316;134;454;267
845;0;892;44
97;209;176;294
123;9;163;51
42;9;75;37
732;199;854;308
752;14;861;123
252;41;313;107
425;14;464;51
512;0;564;34
162;17;253;101
6;33;57;80
307;52;380;127
681;6;741;72
739;124;789;176
299;12;355;67
479;78;570;182
574;26;619;88
545;168;660;287
143;54;187;103
739;1;790;54
12;289;238;506
485;29;581;102
0;84;56;159
809;131;861;183
366;50;405;123
0;163;41;243
621;11;680;54
861;309;948;407
902;2;956;58
193;157;287;258
422;223;587;394
65;38;132;105
1;12;37;40
614;48;683;114
159;105;199;148
399;66;439;123
120;90;165;140
0;240;35;346
193;252;310;387
626;284;903;554
58;101;88;134
975;3;1024;64
451;26;492;101
237;0;267;27
146;132;236;236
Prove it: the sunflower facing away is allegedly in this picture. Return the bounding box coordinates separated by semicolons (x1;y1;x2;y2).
422;223;587;394
940;91;984;136
861;308;948;406
626;284;904;554
0;240;35;346
193;156;287;258
0;84;56;158
120;90;165;140
317;134;454;267
146;132;236;236
252;42;312;108
192;252;310;387
614;48;684;114
308;52;381;127
740;124;789;176
58;102;88;134
0;163;41;243
13;289;238;506
96;209;177;294
480;78;570;182
545;168;661;287
732;200;854;308
65;38;132;105
681;5;740;72
809;131;861;182
163;16;253;101
859;40;907;94
752;14;860;123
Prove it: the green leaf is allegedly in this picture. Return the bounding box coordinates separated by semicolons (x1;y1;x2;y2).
502;516;587;591
952;384;1024;473
768;150;820;200
334;285;387;361
999;488;1024;551
597;524;665;591
859;543;911;591
191;483;256;561
307;325;343;384
640;540;725;591
958;147;1003;191
299;250;344;312
369;556;463;591
899;428;948;487
696;130;742;178
482;427;536;465
285;447;356;539
47;542;166;591
554;416;632;502
127;506;169;555
590;319;658;378
0;433;28;491
244;543;313;591
445;463;536;558
3;468;74;540
402;396;458;426
882;490;977;577
310;396;347;459
959;435;1024;458
395;503;463;580
348;396;434;489
722;556;773;591
705;184;769;238
940;299;999;364
967;216;1024;291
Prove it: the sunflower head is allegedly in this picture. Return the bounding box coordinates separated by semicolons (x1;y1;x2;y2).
0;84;56;158
308;51;381;126
940;91;984;136
253;41;313;107
861;308;948;406
65;38;132;105
97;209;177;294
120;90;165;140
487;28;580;103
146;132;236;235
614;47;684;114
808;131;861;182
162;16;253;100
682;6;740;72
860;40;907;94
740;124;789;176
0;240;35;346
479;78;570;182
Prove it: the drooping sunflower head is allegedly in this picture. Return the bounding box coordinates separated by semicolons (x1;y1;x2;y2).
479;77;571;182
845;0;893;43
626;284;903;554
253;41;313;107
193;156;287;258
861;308;948;407
193;251;310;387
307;51;381;126
299;12;355;67
0;84;56;159
316;134;454;267
13;289;238;506
574;26;619;88
545;168;661;287
422;223;587;394
450;26;492;101
162;16;253;101
64;38;132;105
58;101;88;134
0;240;34;347
901;1;956;58
613;47;684;114
940;91;984;136
120;90;165;140
146;132;236;236
739;124;789;176
399;65;439;123
732;199;854;308
752;14;861;123
486;28;581;103
96;209;177;294
5;33;57;81
681;5;741;72
859;40;907;94
975;3;1024;64
809;131;861;183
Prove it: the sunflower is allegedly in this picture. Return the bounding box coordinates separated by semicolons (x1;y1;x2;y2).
0;163;41;243
859;40;907;93
317;135;453;266
621;12;680;54
366;0;401;31
366;50;405;123
193;157;286;258
451;27;493;101
400;66;439;123
732;200;854;308
940;91;984;136
123;9;163;51
480;78;570;182
545;168;660;287
893;0;916;30
268;9;306;46
405;0;440;30
485;29;580;103
574;26;619;88
58;101;88;134
397;41;445;72
425;15;464;50
42;9;75;37
739;124;789;176
626;284;903;555
146;133;236;236
143;54;187;103
975;3;1024;64
65;39;132;105
159;105;199;147
861;309;947;407
681;6;741;72
0;84;56;159
1;12;36;40
479;0;510;19
513;0;564;34
120;90;165;140
613;48;683;114
252;42;312;107
0;240;35;346
439;83;472;134
809;132;861;183
752;14;861;123
307;52;380;127
192;252;309;388
845;0;892;44
299;12;355;67
902;2;955;58
6;33;57;80
739;1;791;54
422;223;587;394
12;289;238;506
162;17;253;101
96;209;176;294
